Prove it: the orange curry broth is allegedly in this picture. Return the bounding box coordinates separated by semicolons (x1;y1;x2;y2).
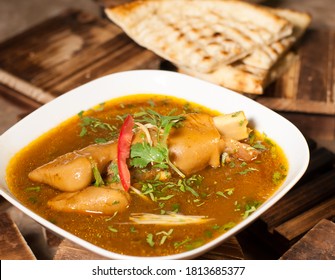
6;94;288;257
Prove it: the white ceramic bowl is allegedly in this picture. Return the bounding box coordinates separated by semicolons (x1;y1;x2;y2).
0;70;309;259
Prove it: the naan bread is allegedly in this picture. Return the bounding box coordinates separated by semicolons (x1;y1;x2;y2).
105;0;293;73
178;7;311;94
242;8;311;69
178;52;297;94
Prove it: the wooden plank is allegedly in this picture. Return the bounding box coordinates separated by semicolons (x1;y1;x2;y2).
0;212;36;260
296;147;335;185
53;239;109;260
274;196;335;243
54;236;243;260
245;144;335;255
280;111;335;143
0;76;48;109
0;196;11;212
280;219;335;260
196;237;244;260
45;230;63;248
256;29;335;115
49;34;160;95
0;69;54;104
0;10;121;82
260;169;335;232
0;9;161;103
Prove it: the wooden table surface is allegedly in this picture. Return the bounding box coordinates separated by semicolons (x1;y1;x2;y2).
0;0;334;151
0;0;335;259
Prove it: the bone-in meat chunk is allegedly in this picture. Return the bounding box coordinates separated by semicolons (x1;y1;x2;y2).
48;185;130;215
168;113;225;175
28;142;117;192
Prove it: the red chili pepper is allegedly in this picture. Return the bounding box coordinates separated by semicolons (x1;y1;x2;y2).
117;114;134;191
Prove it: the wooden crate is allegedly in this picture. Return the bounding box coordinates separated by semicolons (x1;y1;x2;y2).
245;140;335;257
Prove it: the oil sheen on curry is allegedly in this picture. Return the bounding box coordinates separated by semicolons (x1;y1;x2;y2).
6;94;288;257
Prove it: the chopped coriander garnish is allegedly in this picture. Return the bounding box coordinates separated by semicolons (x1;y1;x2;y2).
174;237;191;249
93;103;105;112
213;222;236;232
130;226;138;233
272;171;286;185
94;138;108;144
107;162;120;184
184;239;204;250
238;167;258;175
216;191;228;198
242;201;262;219
77;111;116;138
231;111;241;117
225;188;235;195
139;174;203;203
90;159;104;187
130;142;168;169
158;194;175;201
146;233;155;247
216;188;234;198
172;203;180;213
148;99;155;107
253;142;267;150
25;186;41;192
130;109;185;177
229;162;236;168
28;197;38;204
204;230;213;238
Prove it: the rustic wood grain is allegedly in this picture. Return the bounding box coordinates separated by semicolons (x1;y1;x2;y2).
0;196;11;213
280;111;335;143
247;143;335;256
0;9;161;103
1;8;334;116
260;169;335;232
274;196;335;243
256;29;335;115
0;69;54;104
53;239;109;260
196;237;244;260
0;212;36;260
280;219;335;260
53;236;244;260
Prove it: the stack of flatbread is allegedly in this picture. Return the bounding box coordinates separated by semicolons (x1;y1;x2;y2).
105;0;311;94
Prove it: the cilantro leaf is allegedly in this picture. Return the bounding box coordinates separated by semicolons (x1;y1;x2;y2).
130;142;168;168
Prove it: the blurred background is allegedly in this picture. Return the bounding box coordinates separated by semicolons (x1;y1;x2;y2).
1;0;334;44
0;0;101;43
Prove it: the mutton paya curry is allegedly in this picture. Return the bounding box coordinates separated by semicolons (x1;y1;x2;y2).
6;94;288;257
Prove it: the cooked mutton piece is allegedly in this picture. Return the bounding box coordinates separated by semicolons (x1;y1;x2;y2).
213;111;250;141
168;113;226;175
168;113;258;175
47;184;130;215
29;111;258;194
28;141;117;192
